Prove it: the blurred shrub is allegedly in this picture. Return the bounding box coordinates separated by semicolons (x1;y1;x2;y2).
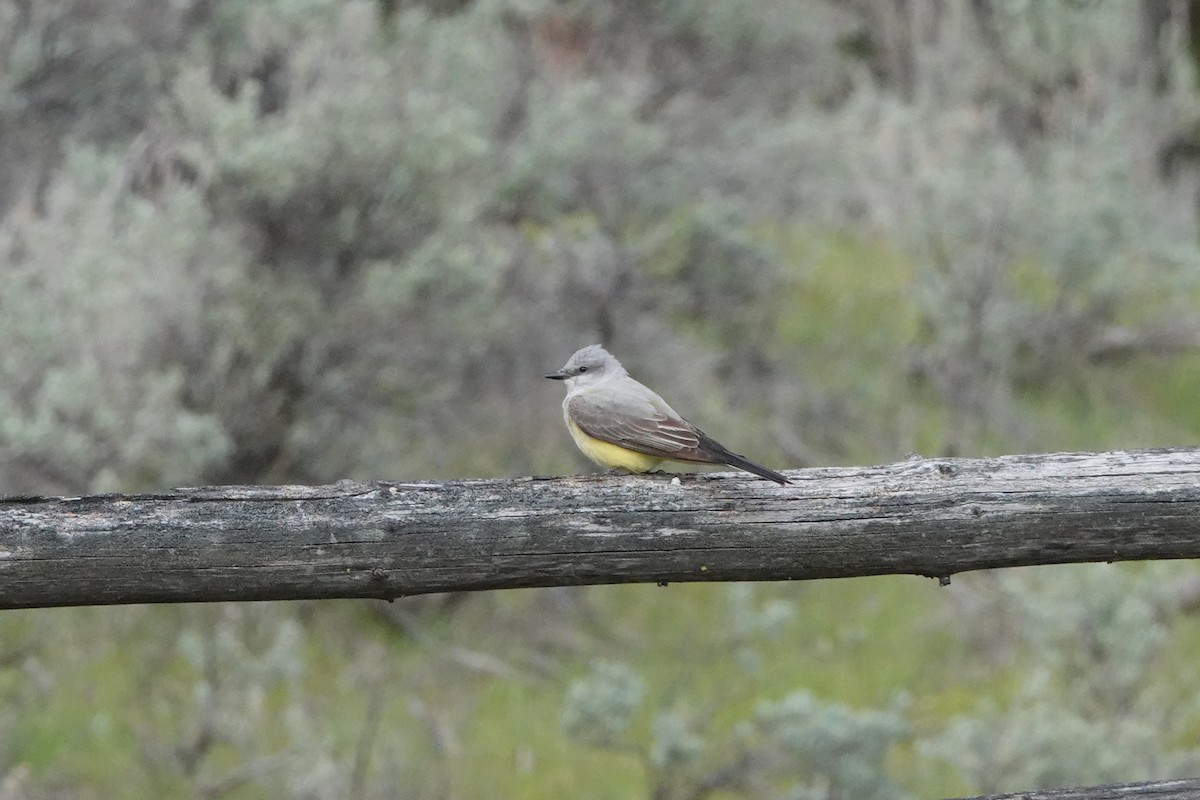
745;691;909;800
6;0;1200;488
561;660;645;749
925;564;1200;793
561;586;911;800
0;148;232;493
1;1;1200;797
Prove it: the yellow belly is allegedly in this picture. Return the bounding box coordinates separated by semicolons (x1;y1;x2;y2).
567;418;662;473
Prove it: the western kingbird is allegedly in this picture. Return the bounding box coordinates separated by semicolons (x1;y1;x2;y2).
545;345;790;485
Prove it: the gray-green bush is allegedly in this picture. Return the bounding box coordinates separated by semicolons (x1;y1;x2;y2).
3;1;1200;797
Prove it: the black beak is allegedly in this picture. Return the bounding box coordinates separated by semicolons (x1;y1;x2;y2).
545;371;567;380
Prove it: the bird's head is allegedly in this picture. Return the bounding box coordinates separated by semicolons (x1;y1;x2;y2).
545;344;627;388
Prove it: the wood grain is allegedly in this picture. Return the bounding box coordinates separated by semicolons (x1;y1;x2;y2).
951;776;1200;800
2;448;1200;609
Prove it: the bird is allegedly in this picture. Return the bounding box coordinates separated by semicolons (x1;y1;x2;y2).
545;345;790;484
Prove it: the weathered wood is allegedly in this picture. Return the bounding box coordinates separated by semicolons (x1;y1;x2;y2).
2;448;1200;609
952;776;1200;800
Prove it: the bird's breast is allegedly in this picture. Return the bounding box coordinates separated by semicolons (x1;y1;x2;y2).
564;416;662;473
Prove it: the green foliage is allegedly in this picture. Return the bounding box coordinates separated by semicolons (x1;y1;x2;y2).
561;661;645;750
558;585;913;800
649;710;704;771
924;565;1200;792
495;79;667;223
3;0;1200;797
747;691;909;800
0;148;232;493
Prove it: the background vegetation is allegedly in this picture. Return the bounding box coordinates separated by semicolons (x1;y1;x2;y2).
3;0;1200;797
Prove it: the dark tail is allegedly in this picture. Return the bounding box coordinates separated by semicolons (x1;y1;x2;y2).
696;433;791;485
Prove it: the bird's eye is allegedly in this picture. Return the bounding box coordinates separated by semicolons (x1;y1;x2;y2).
578;366;588;373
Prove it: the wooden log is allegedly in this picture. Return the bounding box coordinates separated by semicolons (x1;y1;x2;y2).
2;448;1200;609
951;776;1200;800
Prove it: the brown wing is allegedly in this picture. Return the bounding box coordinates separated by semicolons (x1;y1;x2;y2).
568;385;792;484
567;389;722;464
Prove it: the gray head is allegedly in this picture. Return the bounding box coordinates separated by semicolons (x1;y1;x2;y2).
545;344;628;388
